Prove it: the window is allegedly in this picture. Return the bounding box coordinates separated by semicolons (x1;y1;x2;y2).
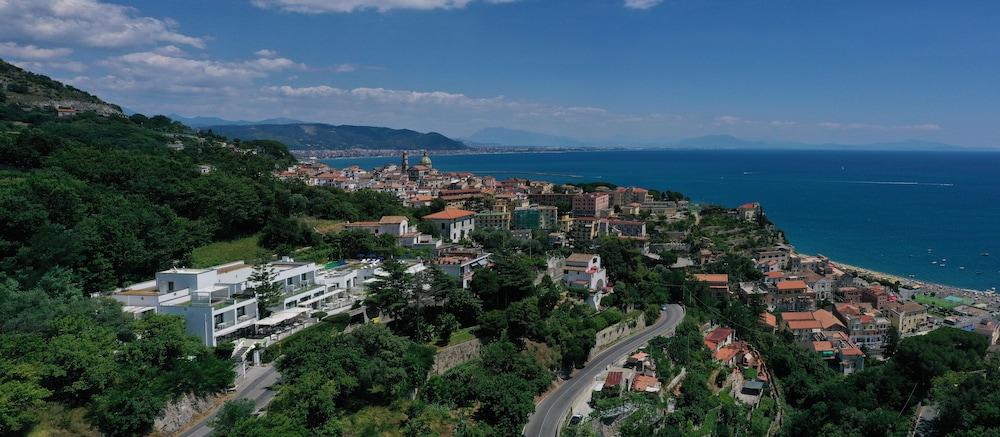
300;273;307;281
214;314;224;325
237;306;246;317
167;281;175;292
286;278;293;286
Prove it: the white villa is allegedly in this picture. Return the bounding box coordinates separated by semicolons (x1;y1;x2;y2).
422;208;476;243
562;253;612;310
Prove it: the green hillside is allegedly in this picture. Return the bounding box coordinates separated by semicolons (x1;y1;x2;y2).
0;58;121;116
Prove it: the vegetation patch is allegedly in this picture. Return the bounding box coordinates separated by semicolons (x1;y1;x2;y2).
190;234;268;267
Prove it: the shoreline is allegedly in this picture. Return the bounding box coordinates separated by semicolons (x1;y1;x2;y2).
826;258;993;295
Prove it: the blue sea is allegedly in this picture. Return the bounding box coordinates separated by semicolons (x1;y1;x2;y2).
324;150;1000;291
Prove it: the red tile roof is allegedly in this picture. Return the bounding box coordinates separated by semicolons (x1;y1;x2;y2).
706;327;734;343
604;371;623;388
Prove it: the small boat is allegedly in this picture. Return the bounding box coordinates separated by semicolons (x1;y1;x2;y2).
977;271;983;275
960;266;966;270
931;261;938;264
983;252;991;257
941;258;947;262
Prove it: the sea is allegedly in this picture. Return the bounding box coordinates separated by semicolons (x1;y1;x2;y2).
323;149;1000;292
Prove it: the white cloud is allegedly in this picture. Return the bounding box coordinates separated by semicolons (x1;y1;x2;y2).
0;0;204;49
264;84;507;107
334;63;358;73
83;50;306;96
255;49;279;57
624;0;663;10
0;41;72;60
250;0;517;13
818;121;940;131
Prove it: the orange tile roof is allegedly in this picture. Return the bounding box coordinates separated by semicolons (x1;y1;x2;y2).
714;346;739;362
780;311;814;321
777;280;808;291
694;274;729;283
840;347;865;356
813;309;846;330
785;320;822;330
811;341;834;352
632;374;659;392
760;312;777;328
422;208;475;220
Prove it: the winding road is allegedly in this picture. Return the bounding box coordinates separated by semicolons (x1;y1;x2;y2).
176;364;281;437
523;304;685;437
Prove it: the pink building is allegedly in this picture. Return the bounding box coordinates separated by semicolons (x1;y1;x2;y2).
572;192;609;217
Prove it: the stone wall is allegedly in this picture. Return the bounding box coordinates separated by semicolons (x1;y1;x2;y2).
431;338;482;374
588;313;647;360
153;393;220;435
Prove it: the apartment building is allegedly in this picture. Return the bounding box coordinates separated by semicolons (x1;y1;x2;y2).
572;192;610;217
474;211;511;230
113;258;339;346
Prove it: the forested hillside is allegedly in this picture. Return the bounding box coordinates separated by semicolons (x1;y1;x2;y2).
0;59;420;435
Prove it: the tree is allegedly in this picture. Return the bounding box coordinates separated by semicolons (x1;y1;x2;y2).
436;313;460;345
248;263;283;317
0;380;50;434
229;413;310;437
884;326;900;357
364;259;432;340
88;379;167;437
213;399;256;437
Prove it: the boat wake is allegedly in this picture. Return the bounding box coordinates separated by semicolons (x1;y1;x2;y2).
839;180;954;187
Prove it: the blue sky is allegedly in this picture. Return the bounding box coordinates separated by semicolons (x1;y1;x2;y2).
1;0;997;146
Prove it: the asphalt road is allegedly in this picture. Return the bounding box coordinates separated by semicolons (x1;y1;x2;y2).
523;304;685;437
176;364;281;437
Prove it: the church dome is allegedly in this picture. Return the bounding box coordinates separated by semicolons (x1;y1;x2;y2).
420;151;432;166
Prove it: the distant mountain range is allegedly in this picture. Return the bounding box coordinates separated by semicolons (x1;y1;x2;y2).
168;114;305;127
204;123;467;151
465;127;601;148
466;127;987;151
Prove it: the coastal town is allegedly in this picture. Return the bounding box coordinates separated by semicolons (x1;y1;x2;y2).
3;1;999;435
101;150;1000;435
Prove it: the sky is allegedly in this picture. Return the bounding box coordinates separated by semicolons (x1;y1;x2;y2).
0;0;998;146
